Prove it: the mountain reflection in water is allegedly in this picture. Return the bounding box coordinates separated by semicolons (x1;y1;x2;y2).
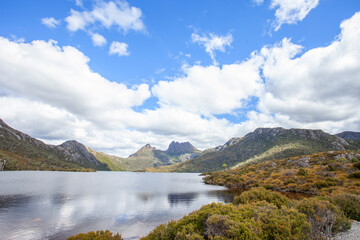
0;171;233;240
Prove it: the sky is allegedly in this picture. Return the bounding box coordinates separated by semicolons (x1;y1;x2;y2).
1;0;360;157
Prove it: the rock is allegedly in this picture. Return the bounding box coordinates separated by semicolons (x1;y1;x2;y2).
295;156;311;168
165;141;198;155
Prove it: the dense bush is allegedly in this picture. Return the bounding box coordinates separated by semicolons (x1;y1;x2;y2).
296;198;350;239
353;162;360;170
331;193;360;221
234;187;292;208
142;201;311;240
348;171;360;179
67;230;123;240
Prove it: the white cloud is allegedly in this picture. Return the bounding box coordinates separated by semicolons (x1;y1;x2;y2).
91;33;107;47
253;0;264;5
152;55;263;116
191;32;233;65
75;0;83;7
270;0;319;31
109;41;129;56
65;1;144;33
41;17;61;28
0;37;148;120
258;11;360;129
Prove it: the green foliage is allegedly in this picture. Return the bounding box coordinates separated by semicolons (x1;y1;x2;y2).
331;193;360;221
204;151;360;196
141;201;311;240
353;162;360;170
234;187;292;209
67;230;123;240
348;171;360;179
351;158;359;163
296;198;350;239
222;164;228;169
298;168;308;176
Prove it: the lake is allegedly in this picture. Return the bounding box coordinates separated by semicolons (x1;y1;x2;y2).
0;171;233;240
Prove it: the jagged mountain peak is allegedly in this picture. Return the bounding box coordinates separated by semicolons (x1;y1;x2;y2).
166;141;198;155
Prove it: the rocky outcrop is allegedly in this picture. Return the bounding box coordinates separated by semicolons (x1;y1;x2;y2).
166;141;199;155
60;140;107;169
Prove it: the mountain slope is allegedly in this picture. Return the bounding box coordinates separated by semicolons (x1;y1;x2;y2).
88;142;201;171
0;119;108;171
336;131;360;140
148;128;358;173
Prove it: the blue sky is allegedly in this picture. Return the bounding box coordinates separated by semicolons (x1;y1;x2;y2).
1;0;360;156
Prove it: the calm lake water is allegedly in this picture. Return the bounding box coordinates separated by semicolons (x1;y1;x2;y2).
0;171;233;240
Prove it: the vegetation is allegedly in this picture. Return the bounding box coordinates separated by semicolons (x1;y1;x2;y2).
135;187;354;240
330;193;360;221
67;230;123;240
0;150;96;171
234;187;292;208
203;151;360;196
145;128;360;173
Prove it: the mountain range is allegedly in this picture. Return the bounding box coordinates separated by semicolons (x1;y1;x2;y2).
0;119;200;171
1;119;359;172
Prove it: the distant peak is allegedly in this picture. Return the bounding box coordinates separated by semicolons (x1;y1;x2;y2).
166;141;197;155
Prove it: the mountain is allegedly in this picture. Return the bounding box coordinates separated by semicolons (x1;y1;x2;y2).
203;137;242;153
87;142;201;171
0;119;108;171
146;127;359;173
336;131;360;140
166;141;199;155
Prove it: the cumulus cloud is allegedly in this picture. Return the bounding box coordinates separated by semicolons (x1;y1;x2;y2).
258;11;360;129
152;56;263;116
0;37;149;120
191;32;233;65
41;17;61;28
270;0;319;31
65;1;144;32
91;33;107;47
109;41;129;56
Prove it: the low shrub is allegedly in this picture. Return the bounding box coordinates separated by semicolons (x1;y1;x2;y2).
331;193;360;221
141;202;311;240
234;187;292;208
298;168;308;176
67;230;123;240
353;162;360;170
296;198;350;239
348;171;360;179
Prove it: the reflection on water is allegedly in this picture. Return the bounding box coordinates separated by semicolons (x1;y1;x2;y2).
0;171;232;240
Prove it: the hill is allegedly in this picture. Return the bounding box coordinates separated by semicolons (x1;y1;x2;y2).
145;128;360;173
203;150;360;195
336;131;360;140
0;119;108;171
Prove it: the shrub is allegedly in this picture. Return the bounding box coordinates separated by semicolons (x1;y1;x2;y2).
351;158;359;163
348;171;360;179
298;168;308;176
234;187;292;209
296;198;350;239
353;162;360;170
67;230;123;240
331;193;360;221
141;202;311;240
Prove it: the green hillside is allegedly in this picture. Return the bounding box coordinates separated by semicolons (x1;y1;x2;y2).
146;128;360;173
